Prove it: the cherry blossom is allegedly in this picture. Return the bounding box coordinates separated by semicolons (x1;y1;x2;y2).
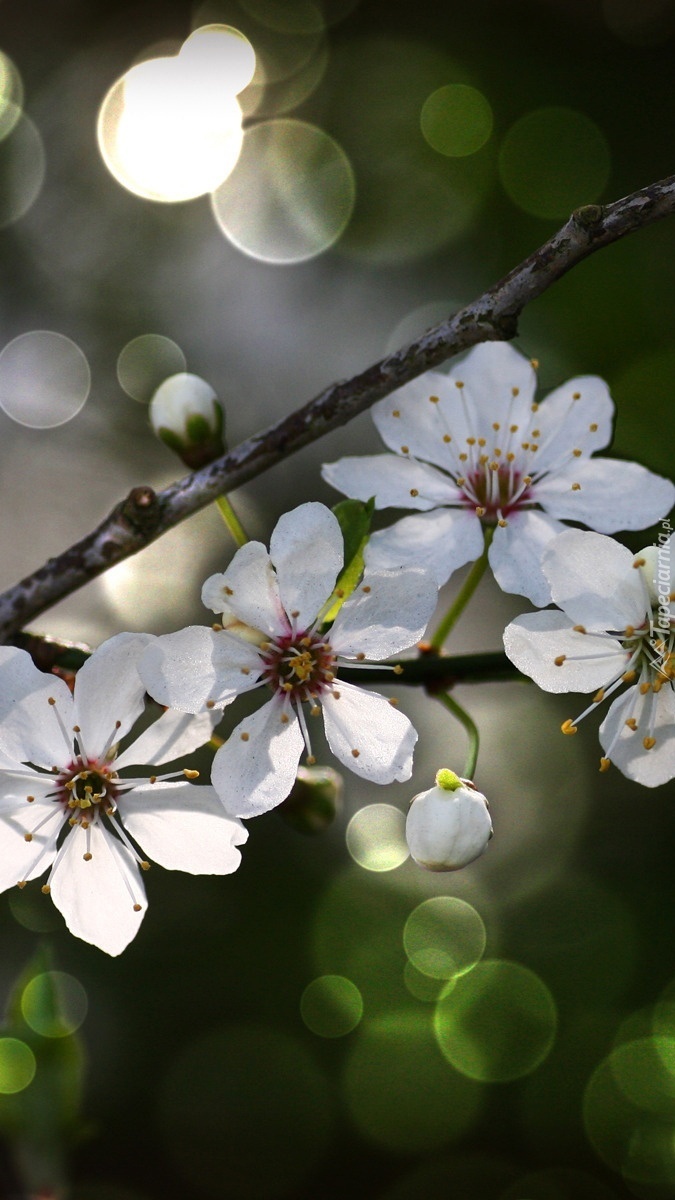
140;502;439;819
0;633;247;955
503;529;675;786
322;342;675;606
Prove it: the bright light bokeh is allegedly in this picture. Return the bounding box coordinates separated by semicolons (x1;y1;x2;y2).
0;1038;36;1094
117;334;187;403
21;971;88;1038
211;118;355;263
434;959;557;1082
403;897;487;980
345;804;408;872
0;331;90;428
0;107;45;228
97;27;252;203
0;50;23;138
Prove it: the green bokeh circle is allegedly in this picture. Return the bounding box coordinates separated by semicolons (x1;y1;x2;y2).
403;896;486;980
499;106;611;219
583;1042;675;1186
434;959;557;1082
0;1038;36;1094
421;84;493;157
342;1012;482;1153
300;974;363;1038
21;971;88;1038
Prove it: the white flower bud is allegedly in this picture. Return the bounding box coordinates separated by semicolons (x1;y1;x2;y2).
149;372;225;468
406;768;492;871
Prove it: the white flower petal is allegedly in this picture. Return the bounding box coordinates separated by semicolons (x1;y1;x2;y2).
600;684;675;787
0;797;59;890
0;647;73;769
206;541;287;637
364;508;484;586
49;823;146;956
116;708;219;770
120;782;247;872
543;530;646;630
450;342;538;433
321;681;417;783
322;454;459;510
210;698;304;818
406;782;493;871
527;375;614;474
140;626;264;713
371;372;467;469
536;458;675;532
270;503;343;631
489;510;567;606
72;633;155;759
503;610;625;692
330;568;438;659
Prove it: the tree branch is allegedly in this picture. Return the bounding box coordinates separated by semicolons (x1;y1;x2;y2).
2;173;675;642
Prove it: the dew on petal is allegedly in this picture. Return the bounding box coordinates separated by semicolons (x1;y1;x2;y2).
0;331;90;428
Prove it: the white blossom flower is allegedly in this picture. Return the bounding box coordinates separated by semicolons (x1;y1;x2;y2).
406;769;493;871
503;529;675;787
0;633;247;955
140;502;439;819
322;342;675;606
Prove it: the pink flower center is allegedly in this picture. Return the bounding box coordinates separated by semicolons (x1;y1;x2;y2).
459;463;534;520
52;759;119;827
260;631;336;703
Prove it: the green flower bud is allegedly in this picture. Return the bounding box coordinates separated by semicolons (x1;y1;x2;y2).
277;766;343;835
149;372;225;468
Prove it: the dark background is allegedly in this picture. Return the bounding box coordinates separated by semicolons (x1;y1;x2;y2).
0;1;674;1197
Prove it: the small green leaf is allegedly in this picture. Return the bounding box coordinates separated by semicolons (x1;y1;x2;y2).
321;498;375;624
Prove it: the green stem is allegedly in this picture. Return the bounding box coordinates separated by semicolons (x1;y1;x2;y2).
438;691;480;780
215;495;249;547
429;526;494;651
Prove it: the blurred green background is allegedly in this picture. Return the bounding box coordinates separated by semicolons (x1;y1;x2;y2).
0;1;674;1197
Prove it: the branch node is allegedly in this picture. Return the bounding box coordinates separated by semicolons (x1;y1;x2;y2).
572;203;605;231
120;486;161;534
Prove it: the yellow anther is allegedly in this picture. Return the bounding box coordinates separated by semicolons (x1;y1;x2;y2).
455;380;464;389
206;700;216;709
589;423;598;432
625;717;638;730
643;736;656;750
475;506;486;517
530;359;539;370
498;518;507;527
332;689;341;699
24;833;32;843
632;557;646;568
639;682;651;695
362;585;371;594
224;585;233;595
572;391;581;400
388;697;399;706
183;769;199;779
410;488;419;497
241;732;250;741
310;706;321;717
510;424;519;433
573;624;587;634
599;757;610;772
442;434;451;443
511;387;520;396
523;475;532;485
400;445;409;454
622;670;637;683
392;408;401;417
41;884;51;895
554;654;566;666
83;852;92;862
140;861;151;871
561;719;578;735
531;429;540;438
593;688;605;703
351;748;360;758
306;754;316;765
429;395;440;404
26;795;34;803
466;436;476;446
571;483;581;491
573;448;582;457
624;625;635;637
393;664;404;675
280;712;289;724
48;697;56;706
133;903;142;912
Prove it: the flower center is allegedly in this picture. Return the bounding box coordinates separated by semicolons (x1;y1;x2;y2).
261;632;336;702
55;761;120;826
459;462;534;521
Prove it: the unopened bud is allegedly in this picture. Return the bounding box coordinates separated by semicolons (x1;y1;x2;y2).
406;771;492;871
150;373;225;468
277;765;343;834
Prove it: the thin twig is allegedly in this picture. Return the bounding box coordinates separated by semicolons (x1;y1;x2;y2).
1;174;674;642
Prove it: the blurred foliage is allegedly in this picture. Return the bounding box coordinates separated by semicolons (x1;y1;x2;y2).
0;1;674;1198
